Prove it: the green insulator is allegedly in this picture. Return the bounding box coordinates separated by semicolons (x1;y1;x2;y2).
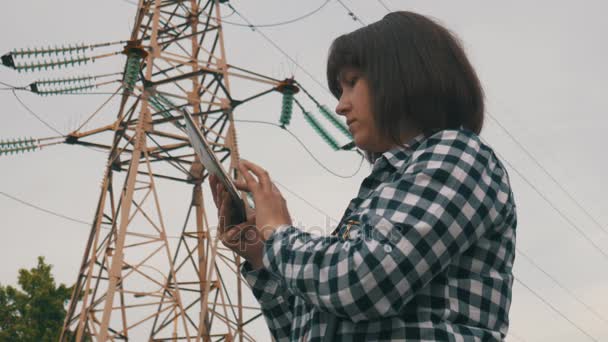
302;111;340;151
279;90;294;127
0;137;37;155
318;104;352;139
123;54;141;92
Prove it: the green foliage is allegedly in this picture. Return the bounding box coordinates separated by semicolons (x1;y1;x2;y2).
0;257;73;342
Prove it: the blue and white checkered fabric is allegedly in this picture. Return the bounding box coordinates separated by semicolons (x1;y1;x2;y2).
241;129;517;341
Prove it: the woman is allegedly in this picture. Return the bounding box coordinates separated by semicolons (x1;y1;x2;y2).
210;11;516;342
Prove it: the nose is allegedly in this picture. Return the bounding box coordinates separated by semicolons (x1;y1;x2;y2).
335;94;350;117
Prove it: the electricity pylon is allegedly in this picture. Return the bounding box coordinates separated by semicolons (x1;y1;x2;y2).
57;1;287;340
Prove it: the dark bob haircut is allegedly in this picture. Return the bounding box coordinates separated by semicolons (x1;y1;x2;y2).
327;11;484;144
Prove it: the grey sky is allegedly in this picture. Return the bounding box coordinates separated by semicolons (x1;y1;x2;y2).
1;1;607;341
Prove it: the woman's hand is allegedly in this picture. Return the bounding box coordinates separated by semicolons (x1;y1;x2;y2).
208;160;293;269
209;174;264;269
235;159;292;241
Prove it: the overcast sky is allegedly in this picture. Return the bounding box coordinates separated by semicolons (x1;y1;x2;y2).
1;1;607;341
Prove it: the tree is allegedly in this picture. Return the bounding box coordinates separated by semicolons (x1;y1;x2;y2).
0;256;72;342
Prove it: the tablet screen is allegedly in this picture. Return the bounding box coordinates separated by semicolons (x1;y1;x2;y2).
182;109;247;223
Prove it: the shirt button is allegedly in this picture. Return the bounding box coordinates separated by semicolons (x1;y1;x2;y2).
383;244;392;253
343;242;350;250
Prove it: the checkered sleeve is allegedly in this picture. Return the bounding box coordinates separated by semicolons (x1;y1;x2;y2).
240;260;294;342
262;130;512;322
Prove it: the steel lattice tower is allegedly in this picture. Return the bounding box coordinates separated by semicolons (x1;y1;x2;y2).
58;0;282;340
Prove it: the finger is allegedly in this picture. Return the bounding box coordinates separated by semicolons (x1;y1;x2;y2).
239;160;272;192
214;183;224;209
234;178;251;192
238;162;261;194
218;192;232;231
223;227;240;244
271;182;282;195
209;174;219;207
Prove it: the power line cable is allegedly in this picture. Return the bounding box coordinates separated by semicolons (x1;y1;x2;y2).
486;142;608;261
487;113;608;235
0;190;183;239
515;277;599;341
215;0;331;28
0;80;22;89
234;118;364;179
1;88;136;97
0;191;91;226
9;90;112;155
12;90;64;136
517;248;608;325
377;0;392;12
273;179;338;223
225;3;332;96
336;0;366;26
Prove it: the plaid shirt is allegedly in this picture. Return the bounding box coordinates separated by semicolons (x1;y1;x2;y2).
241;129;517;341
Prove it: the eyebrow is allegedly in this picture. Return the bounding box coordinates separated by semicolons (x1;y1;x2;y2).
336;68;359;83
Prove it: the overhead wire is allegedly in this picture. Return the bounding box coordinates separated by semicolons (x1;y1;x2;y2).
12;90;64;136
0;190;183;239
0;80;25;90
336;0;366;26
9;89;114;155
517;249;608;325
487;112;608;235
234;118;364;179
377;0;392;12
273;179;339;223
0;191;91;226
215;0;331;28
225;3;332;96
515;277;599;341
490;145;608;261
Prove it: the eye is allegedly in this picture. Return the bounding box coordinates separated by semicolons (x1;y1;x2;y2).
341;74;359;89
346;76;358;87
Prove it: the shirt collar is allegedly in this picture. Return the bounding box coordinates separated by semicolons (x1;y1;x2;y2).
373;133;427;171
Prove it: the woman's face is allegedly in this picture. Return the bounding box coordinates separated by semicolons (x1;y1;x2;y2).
335;67;394;153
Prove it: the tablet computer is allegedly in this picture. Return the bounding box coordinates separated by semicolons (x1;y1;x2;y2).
182;109;247;224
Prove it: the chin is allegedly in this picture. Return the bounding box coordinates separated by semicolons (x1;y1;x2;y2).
352;135;369;151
